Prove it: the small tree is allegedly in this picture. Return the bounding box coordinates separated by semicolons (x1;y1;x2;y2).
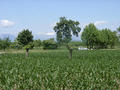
0;37;11;51
54;17;81;59
17;29;33;57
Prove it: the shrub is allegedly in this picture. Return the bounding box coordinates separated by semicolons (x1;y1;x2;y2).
43;38;58;49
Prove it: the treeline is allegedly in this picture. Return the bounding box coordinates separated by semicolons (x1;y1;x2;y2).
0;25;120;51
0;17;120;58
0;37;84;51
82;23;118;49
0;37;58;51
0;25;119;51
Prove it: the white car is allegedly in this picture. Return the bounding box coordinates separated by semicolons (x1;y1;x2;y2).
78;47;88;50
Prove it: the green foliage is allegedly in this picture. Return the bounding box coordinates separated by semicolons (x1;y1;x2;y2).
33;39;42;47
97;29;118;49
17;29;33;46
82;24;118;49
0;50;120;89
43;38;58;49
17;29;34;56
54;17;81;59
0;37;11;50
10;39;22;50
54;17;81;44
24;42;34;50
10;43;22;50
81;23;99;49
70;41;85;47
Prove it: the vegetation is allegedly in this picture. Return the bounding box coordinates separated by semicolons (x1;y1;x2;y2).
54;17;81;59
81;23;118;49
17;29;34;57
81;23;98;49
0;17;120;89
0;50;120;89
33;39;42;48
10;39;22;50
43;38;58;50
0;37;11;51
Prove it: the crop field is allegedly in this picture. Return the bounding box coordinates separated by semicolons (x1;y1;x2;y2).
0;50;120;89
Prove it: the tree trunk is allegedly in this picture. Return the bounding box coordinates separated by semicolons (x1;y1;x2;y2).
69;49;73;60
66;45;73;60
26;49;29;57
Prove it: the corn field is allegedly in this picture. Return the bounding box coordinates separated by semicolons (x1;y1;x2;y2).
0;50;120;89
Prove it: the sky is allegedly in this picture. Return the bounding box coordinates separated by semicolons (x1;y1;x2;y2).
0;0;120;40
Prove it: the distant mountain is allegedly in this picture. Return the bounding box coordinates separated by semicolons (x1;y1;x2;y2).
34;34;56;40
0;34;81;41
34;34;81;41
0;34;16;41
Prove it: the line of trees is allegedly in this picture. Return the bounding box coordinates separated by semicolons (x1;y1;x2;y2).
53;17;119;59
81;23;118;49
0;17;120;59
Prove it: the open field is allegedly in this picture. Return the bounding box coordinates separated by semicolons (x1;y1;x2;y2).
0;50;120;89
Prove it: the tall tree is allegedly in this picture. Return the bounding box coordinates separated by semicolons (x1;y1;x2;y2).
81;23;98;49
17;29;33;57
54;17;81;59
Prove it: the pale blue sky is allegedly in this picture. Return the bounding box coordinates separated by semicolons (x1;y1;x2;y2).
0;0;120;40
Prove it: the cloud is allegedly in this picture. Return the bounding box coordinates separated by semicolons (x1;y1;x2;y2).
0;20;15;27
35;32;45;35
0;32;18;36
94;21;108;26
82;21;108;28
35;32;55;36
46;32;55;36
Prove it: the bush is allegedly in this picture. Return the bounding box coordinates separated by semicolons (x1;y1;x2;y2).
0;37;11;51
33;39;42;47
24;42;34;50
43;38;58;49
10;43;22;50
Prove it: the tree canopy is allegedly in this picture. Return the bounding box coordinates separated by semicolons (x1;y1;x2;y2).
81;24;118;49
17;29;33;46
54;17;81;44
81;23;98;49
17;29;34;57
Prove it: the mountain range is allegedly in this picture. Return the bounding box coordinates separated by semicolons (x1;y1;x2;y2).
0;34;81;41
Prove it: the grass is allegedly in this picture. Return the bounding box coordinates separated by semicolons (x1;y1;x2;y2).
0;49;120;89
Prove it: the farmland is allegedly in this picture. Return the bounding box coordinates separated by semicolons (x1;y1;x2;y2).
0;49;120;89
